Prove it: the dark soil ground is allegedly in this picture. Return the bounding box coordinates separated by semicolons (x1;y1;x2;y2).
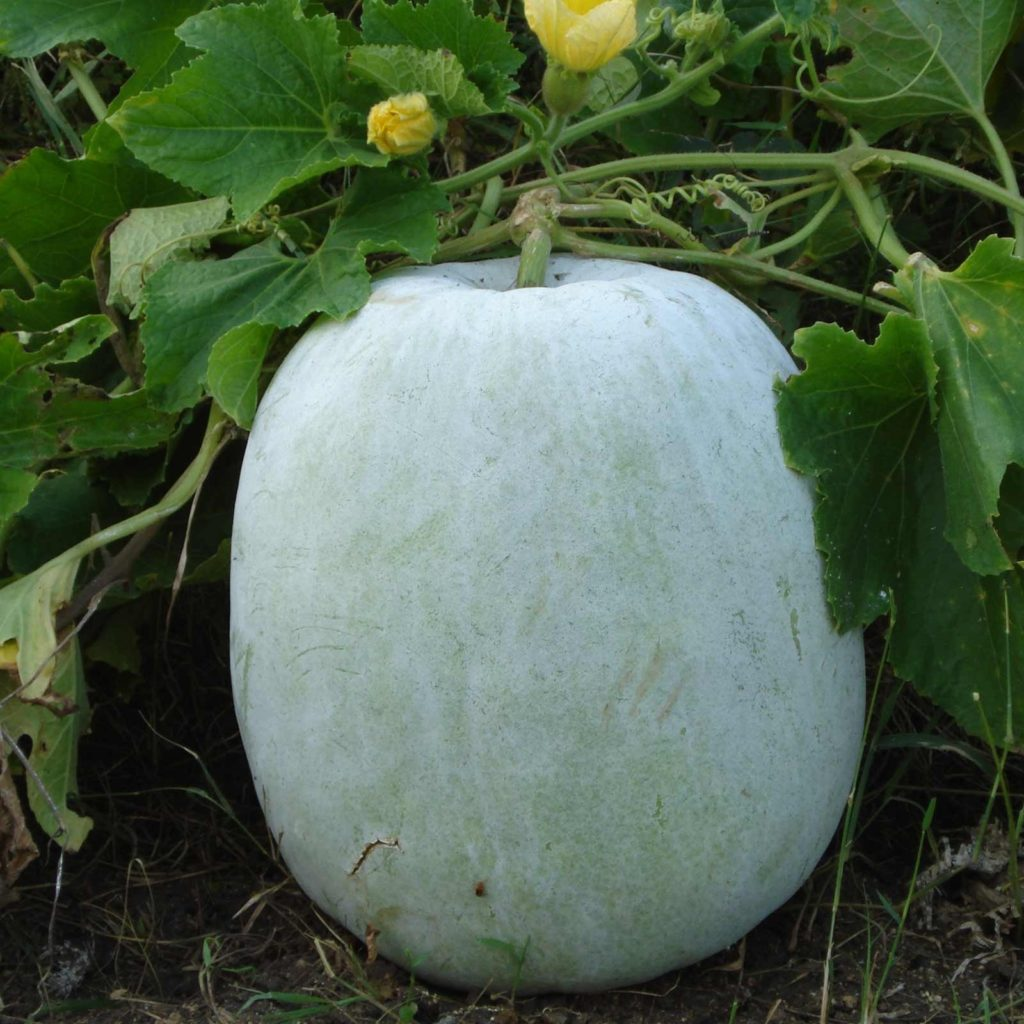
1;591;1022;1024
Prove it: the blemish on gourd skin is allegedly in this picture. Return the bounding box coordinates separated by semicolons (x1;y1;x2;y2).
349;836;401;876
630;643;666;714
656;681;684;721
789;609;802;659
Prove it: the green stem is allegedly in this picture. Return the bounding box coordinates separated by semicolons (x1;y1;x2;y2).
550;227;903;317
42;403;230;572
438;13;784;195
543;113;567;145
504;150;839;196
834;163;911;268
973;108;1024;255
561;15;784;149
752;186;843;260
757;179;835;216
557;198;703;250
64;56;108;121
516;227;553;288
18;58;83;156
1;238;40;290
500;147;1024;217
430;219;514;263
468;176;505;235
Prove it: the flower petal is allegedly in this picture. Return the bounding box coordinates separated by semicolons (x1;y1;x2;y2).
562;0;636;71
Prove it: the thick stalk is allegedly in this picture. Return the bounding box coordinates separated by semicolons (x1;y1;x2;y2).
36;404;231;576
550;227;903;317
560;15;784;149
510;189;559;287
752;187;843;261
557;198;703;251
516;228;552;287
439;14;784;195
468;176;505;235
973;108;1024;255
501;148;1024;217
834;164;911;269
64;56;108;121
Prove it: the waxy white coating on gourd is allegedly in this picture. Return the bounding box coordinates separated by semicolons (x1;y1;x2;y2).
230;256;864;994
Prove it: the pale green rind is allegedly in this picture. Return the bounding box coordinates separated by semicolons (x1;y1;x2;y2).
230;257;865;993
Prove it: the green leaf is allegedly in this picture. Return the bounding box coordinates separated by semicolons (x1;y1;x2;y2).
0;0;205;63
49;389;180;460
0;149;185;280
0;334;56;469
778;310;1024;743
0;559;79;702
777;314;938;629
347;44;491;117
818;0;1019;141
0;278;97;332
85;605;143;674
1;638;92;850
207;323;275;429
361;0;524;110
108;197;231;313
5;463;115;575
110;0;388;218
141;168;447;411
0;467;38;554
0;333;178;470
586;57;640;114
888;437;1024;745
38;314;116;366
906;238;1024;575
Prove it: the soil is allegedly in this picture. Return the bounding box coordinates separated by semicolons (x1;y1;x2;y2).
1;595;1022;1024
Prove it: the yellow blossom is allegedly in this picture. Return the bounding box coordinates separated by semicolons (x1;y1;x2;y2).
367;93;437;157
525;0;637;73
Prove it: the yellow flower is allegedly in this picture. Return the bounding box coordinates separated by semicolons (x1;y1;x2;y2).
525;0;637;73
367;93;437;157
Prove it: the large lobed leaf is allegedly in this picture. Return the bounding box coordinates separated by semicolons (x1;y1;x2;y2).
111;0;386;218
0;149;185;281
142;169;448;412
905;238;1024;576
1;638;92;851
777;315;937;629
0;333;177;471
346;45;492;118
777;236;1024;742
0;0;203;63
361;0;524;110
819;0;1019;140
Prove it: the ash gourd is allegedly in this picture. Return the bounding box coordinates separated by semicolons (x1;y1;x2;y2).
230;255;865;994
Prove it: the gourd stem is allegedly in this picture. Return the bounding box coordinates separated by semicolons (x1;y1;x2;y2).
516;227;552;288
510;189;560;288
